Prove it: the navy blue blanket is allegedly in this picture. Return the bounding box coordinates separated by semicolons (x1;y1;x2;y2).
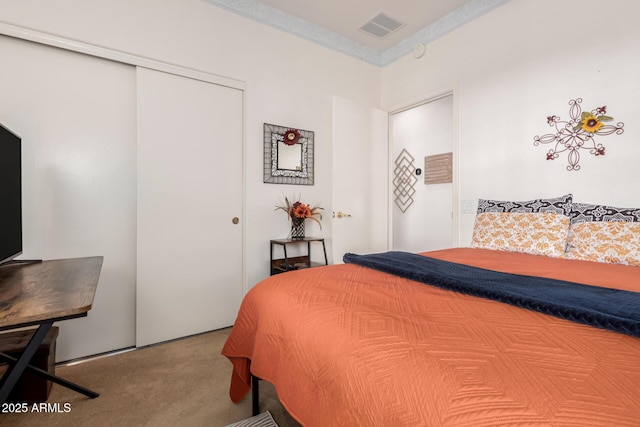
343;251;640;338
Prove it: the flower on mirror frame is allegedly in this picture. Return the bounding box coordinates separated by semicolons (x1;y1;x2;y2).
275;196;323;228
282;129;301;145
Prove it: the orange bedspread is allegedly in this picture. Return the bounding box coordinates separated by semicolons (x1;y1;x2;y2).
222;248;640;426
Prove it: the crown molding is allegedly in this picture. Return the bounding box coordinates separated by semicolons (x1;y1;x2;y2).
203;0;512;67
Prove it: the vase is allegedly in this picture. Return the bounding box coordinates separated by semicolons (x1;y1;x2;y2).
290;219;305;239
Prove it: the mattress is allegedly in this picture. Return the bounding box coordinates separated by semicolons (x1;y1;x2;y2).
222;248;640;426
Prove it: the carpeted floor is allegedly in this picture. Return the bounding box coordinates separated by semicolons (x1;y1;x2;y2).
0;328;302;427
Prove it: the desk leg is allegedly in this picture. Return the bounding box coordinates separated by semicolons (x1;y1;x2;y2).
0;323;52;404
0;352;100;400
0;323;100;404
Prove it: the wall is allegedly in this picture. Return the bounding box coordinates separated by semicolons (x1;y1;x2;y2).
0;0;381;357
382;0;640;245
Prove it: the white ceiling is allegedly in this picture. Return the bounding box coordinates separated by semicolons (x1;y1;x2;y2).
203;0;512;66
257;0;472;51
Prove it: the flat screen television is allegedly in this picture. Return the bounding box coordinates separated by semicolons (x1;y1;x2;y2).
0;123;22;265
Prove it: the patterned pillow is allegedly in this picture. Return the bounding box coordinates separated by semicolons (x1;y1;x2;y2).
569;202;640;224
471;211;571;258
477;194;573;216
566;202;640;267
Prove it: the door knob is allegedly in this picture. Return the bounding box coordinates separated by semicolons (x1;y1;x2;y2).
332;211;352;219
232;217;239;224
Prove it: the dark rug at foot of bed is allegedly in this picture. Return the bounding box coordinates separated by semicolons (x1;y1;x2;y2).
224;411;279;427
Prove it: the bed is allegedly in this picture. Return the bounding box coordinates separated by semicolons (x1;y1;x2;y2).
222;195;640;426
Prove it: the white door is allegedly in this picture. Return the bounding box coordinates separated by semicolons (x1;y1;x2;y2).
331;96;389;263
136;67;243;347
390;94;454;253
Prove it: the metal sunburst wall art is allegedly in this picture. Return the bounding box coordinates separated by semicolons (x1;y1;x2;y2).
533;98;624;171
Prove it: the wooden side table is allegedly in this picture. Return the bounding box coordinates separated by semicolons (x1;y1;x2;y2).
270;237;328;275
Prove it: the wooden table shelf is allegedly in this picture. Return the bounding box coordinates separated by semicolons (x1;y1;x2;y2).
270;237;328;276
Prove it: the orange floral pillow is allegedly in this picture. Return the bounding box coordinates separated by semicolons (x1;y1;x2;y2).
565;222;640;267
471;212;570;258
565;202;640;267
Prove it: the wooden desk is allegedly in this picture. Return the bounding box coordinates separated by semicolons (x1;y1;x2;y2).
0;256;103;403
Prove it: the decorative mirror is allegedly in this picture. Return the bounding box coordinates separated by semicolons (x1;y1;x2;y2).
264;123;314;185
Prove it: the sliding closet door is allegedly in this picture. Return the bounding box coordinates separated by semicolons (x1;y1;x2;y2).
0;35;137;362
136;67;243;347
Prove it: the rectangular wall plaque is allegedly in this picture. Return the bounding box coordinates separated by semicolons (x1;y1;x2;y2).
424;152;452;185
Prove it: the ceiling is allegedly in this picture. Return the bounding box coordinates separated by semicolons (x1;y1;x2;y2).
203;0;512;66
257;0;472;51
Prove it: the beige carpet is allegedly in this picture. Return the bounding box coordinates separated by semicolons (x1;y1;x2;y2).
0;328;301;427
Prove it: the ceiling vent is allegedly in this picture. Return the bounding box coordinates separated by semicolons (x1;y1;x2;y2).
359;12;405;39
